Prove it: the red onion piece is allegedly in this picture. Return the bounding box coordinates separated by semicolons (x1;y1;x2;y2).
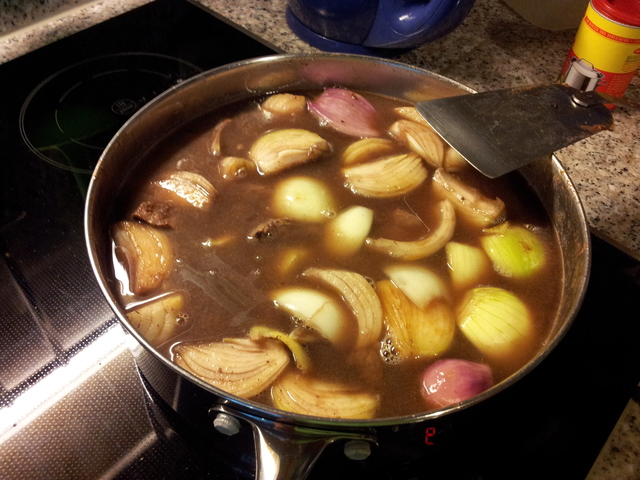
421;359;493;409
308;88;380;138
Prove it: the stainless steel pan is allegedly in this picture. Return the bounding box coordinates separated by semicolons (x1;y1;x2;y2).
85;54;591;480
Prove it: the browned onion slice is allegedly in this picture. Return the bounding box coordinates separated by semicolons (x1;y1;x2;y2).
272;371;379;419
303;268;383;349
174;338;290;398
366;199;456;260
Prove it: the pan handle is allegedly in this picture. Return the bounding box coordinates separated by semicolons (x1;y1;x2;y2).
211;404;376;480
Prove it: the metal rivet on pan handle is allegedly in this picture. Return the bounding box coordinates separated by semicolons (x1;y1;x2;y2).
343;440;372;460
213;412;242;436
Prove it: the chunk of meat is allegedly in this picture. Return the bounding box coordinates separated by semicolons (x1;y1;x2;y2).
247;218;293;241
346;346;384;387
390;208;425;229
133;201;175;228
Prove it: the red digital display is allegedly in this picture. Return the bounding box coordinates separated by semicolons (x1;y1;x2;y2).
425;427;437;445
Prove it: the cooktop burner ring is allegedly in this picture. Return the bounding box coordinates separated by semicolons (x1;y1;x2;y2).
19;52;203;174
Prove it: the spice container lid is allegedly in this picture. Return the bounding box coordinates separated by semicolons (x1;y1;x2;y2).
592;0;640;27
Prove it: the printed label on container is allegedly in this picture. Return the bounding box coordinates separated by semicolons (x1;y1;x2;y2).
561;3;640;98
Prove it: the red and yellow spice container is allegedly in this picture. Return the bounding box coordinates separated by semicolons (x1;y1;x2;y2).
560;0;640;100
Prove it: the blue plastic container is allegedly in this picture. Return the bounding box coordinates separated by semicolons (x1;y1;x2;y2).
287;0;476;54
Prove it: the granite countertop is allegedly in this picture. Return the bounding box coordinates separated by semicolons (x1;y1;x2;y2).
0;0;638;478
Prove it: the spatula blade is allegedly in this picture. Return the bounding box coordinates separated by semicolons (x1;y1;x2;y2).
415;84;613;178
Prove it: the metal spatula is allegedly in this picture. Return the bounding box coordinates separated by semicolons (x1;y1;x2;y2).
415;84;614;178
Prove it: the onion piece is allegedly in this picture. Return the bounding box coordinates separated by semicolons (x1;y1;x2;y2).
271;287;347;346
303;268;383;349
324;205;373;257
341;137;399;166
249;326;312;372
443;147;468;172
384;264;450;309
127;293;185;347
272;176;336;223
112;220;173;296
393;106;430;126
456;287;533;360
343;152;428;198
377;281;412;359
432;168;505;227
390;109;467;171
289;326;323;344
277;247;310;277
445;241;491;290
366;199;456;260
173;338;290;399
308;88;380;138
249;128;331;174
209;118;231;155
389;119;445;168
377;280;455;359
480;223;546;278
271;371;379;419
157;171;217;210
412;300;456;357
218;156;255;180
421;359;493;409
261;93;307;116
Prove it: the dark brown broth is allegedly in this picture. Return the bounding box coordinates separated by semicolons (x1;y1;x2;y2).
114;90;563;418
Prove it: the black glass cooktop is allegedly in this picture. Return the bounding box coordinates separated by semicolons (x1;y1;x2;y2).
0;1;639;479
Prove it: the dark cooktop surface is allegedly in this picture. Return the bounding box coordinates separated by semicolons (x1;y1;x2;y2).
0;1;639;479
